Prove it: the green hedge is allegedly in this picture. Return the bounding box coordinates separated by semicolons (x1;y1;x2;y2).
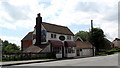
2;52;56;61
96;48;120;56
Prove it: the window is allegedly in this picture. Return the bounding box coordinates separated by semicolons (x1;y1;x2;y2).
51;34;53;38
51;34;57;38
67;35;71;40
80;49;82;51
68;48;72;53
59;36;65;41
54;34;56;38
53;47;61;54
68;47;75;53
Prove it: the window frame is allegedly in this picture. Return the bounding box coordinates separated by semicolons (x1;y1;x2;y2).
51;33;57;39
67;47;75;53
51;34;54;38
53;47;61;54
67;35;71;40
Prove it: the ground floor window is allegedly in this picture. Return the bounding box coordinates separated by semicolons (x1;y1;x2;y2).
67;47;75;53
52;47;61;54
80;49;82;51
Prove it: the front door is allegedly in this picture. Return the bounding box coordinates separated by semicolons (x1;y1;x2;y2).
62;46;64;58
76;49;80;56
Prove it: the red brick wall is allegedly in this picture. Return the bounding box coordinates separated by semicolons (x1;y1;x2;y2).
21;40;32;51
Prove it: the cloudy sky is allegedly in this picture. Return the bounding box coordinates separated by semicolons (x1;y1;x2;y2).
0;0;118;46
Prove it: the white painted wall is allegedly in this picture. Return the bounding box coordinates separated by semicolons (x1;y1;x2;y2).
113;40;120;48
32;24;74;45
33;39;36;45
79;49;93;57
56;54;62;58
65;47;76;58
67;53;76;58
46;32;74;42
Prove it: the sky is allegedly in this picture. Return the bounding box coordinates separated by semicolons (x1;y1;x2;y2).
0;0;119;46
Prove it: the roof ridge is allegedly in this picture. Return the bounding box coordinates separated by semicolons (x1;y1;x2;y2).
42;22;67;28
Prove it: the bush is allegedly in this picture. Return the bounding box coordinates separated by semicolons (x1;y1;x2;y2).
96;48;120;56
96;52;107;56
2;52;56;61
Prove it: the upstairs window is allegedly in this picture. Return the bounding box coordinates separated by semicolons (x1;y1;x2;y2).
54;34;56;38
67;35;71;40
51;34;56;38
51;34;53;38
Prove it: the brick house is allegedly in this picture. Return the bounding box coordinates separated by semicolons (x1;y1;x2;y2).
21;32;33;51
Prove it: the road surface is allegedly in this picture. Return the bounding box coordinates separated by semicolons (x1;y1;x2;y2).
13;54;118;66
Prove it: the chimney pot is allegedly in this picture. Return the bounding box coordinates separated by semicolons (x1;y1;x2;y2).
91;20;93;23
37;13;41;17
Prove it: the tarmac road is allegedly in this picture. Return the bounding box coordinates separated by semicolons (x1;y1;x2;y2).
14;54;118;66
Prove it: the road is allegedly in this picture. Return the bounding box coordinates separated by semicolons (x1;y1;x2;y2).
13;54;118;66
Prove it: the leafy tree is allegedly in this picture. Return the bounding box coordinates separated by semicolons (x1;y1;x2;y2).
2;40;20;53
75;27;112;52
89;28;105;52
75;31;89;41
2;40;9;52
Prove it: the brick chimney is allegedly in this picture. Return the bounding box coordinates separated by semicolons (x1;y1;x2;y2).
35;13;42;46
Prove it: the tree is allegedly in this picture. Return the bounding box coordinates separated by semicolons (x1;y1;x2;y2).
2;40;20;53
2;40;9;52
75;31;89;41
89;28;105;52
75;28;111;52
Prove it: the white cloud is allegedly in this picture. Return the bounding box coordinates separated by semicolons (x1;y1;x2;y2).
100;22;118;41
0;35;21;46
0;0;119;46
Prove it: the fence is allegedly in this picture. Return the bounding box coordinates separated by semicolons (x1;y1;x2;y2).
2;52;56;61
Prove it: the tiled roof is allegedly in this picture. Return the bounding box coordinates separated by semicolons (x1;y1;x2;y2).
40;22;74;35
75;39;93;49
23;45;42;53
21;32;33;41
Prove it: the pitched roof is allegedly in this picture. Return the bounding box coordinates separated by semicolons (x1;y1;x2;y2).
75;39;93;49
23;45;42;53
74;37;83;42
21;32;33;41
35;22;74;35
114;38;120;41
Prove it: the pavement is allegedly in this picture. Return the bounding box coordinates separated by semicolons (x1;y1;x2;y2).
0;56;93;66
1;59;56;66
13;54;118;66
0;54;119;66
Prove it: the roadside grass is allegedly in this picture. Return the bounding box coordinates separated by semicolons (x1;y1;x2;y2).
96;48;120;56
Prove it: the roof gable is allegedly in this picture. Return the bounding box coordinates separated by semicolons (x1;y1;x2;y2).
75;37;83;42
21;32;33;41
